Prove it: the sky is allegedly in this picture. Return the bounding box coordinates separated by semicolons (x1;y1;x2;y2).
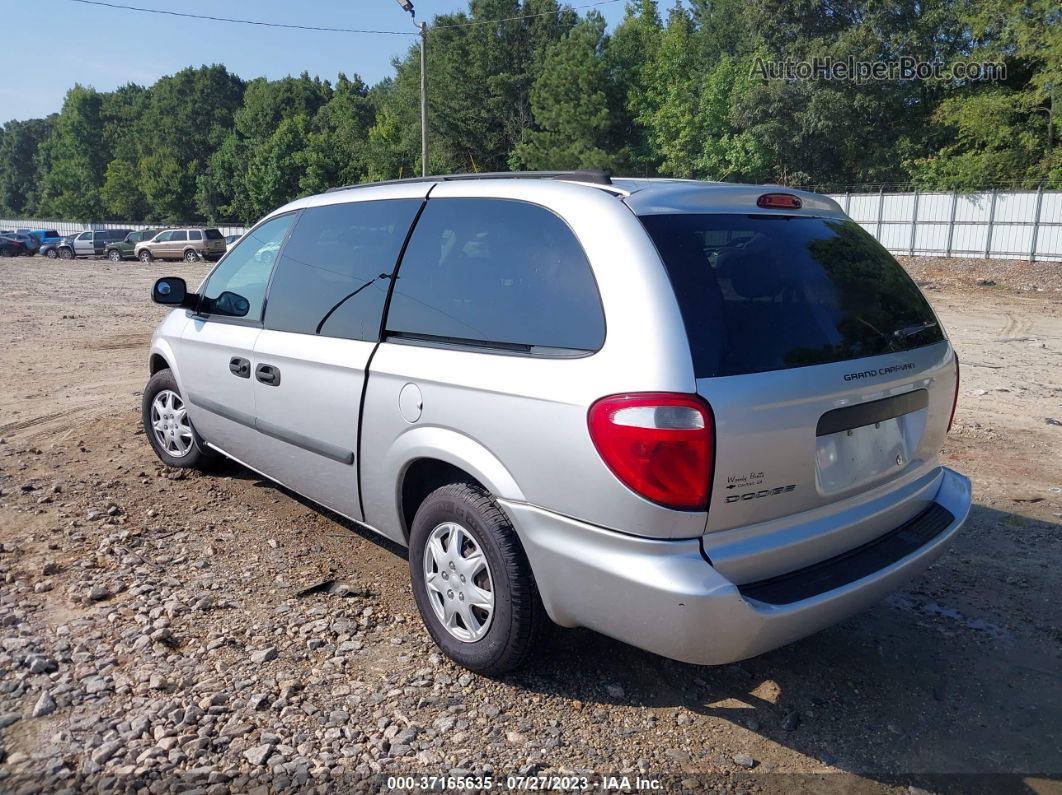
1;0;630;124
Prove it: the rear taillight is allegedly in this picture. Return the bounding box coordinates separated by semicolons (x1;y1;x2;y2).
587;393;714;510
947;353;960;432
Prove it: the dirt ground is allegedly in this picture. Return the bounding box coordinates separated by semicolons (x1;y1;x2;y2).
0;255;1060;793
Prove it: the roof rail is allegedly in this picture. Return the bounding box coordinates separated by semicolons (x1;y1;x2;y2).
325;169;613;193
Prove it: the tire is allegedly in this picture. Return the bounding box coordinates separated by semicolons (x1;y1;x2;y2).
184;249;200;263
139;250;153;264
46;249;58;259
107;249;123;262
59;247;74;260
408;482;548;675
141;369;214;469
0;247;11;258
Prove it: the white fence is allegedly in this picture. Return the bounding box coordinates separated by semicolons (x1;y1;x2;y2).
0;218;248;238
826;188;1062;262
6;188;1062;262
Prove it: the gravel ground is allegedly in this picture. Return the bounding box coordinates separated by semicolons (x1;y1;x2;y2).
0;255;1060;793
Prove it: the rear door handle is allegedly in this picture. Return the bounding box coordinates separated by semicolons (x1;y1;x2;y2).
229;357;250;378
255;363;281;386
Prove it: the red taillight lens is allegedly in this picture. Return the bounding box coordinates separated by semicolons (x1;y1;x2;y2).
587;393;714;510
756;192;802;210
947;353;960;432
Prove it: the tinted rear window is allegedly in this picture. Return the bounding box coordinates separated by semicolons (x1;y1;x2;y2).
386;198;604;352
640;214;944;377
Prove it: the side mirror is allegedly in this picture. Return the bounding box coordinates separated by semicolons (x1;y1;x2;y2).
214;291;250;317
152;277;194;307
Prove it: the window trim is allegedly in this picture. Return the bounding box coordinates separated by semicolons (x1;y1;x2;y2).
381;196;607;358
192;210;300;327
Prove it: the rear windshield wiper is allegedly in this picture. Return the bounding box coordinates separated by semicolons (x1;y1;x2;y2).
892;320;937;340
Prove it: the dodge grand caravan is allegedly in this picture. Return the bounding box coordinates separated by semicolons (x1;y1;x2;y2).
144;172;970;674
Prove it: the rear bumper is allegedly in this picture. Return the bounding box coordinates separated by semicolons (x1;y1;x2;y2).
501;467;971;665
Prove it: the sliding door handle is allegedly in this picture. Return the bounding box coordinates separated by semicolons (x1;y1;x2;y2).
255;363;281;386
228;357;250;378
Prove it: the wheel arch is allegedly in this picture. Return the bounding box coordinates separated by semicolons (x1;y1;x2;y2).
386;428;527;543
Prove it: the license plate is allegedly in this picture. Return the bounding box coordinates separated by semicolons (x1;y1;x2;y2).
815;417;913;493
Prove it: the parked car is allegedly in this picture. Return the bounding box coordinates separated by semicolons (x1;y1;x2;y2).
135;227;226;263
224;233;242;247
0;236;27;257
40;235;75;259
144;172;970;674
58;229;134;259
0;231;40;254
103;229;160;262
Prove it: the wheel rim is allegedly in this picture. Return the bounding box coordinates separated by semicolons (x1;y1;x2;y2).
423;522;494;643
47;250;57;258
140;252;150;262
150;389;194;458
109;250;120;261
185;250;197;262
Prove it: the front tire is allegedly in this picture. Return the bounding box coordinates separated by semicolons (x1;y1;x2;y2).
184;249;200;262
142;369;213;469
59;247;74;260
409;483;548;675
139;250;153;264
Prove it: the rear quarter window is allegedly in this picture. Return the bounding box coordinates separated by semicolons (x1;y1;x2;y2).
385;198;605;353
640;214;944;377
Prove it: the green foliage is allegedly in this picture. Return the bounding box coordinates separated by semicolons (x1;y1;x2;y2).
0;0;1057;222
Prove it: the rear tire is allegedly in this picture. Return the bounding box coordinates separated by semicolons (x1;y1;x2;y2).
108;249;122;262
46;249;58;259
142;369;215;470
409;482;548;676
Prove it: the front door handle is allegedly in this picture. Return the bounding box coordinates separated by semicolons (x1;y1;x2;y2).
229;357;250;378
255;363;281;386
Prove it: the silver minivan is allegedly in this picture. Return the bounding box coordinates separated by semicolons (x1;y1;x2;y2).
144;172;970;674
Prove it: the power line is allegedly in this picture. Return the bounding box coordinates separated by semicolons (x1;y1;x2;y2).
67;0;413;34
66;0;624;35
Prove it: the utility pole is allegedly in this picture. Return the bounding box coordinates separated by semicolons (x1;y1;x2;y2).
394;0;428;176
419;19;428;176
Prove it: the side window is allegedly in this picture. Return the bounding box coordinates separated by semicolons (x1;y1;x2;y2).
189;230;202;241
155;231;173;242
264;199;421;340
200;214;295;321
76;232;91;241
172;230;188;242
386;198;605;351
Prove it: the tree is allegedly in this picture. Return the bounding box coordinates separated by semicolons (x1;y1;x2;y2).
512;15;616;170
0;117;53;215
101;158;145;219
36;85;107;219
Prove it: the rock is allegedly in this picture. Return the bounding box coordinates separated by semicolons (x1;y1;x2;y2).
781;710;800;732
0;713;21;728
605;683;625;699
733;753;756;768
976;278;996;286
27;655;58;674
32;691;57;717
505;731;528;745
243;743;274;766
248;693;270;711
91;740;122;765
148;674;171;690
88;585;111;601
249;647;278;664
42;561;60;575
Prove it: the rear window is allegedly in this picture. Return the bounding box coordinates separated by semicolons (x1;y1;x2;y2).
640;214;944;377
205;229;223;240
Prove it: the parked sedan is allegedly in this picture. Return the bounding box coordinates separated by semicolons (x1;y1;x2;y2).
0;231;40;254
0;236;27;257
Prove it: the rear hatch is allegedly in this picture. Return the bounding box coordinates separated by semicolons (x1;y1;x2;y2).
639;210;957;540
